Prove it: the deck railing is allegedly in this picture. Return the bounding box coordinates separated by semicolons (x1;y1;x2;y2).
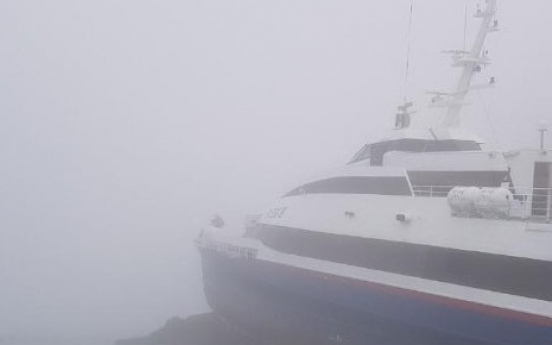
412;185;552;221
412;185;455;198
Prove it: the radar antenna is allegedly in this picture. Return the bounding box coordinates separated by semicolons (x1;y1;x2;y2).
437;0;499;128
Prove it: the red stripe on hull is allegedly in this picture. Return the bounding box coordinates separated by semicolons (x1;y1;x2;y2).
264;258;552;328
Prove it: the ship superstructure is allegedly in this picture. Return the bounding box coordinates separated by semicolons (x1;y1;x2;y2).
196;1;552;344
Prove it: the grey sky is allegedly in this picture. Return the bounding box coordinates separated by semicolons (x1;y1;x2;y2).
1;0;551;340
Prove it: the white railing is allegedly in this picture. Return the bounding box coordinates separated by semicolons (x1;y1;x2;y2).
412;185;552;222
412;185;456;198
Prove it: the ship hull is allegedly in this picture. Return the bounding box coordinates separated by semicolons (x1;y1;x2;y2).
199;247;552;345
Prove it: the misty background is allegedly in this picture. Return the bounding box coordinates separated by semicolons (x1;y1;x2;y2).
1;0;551;341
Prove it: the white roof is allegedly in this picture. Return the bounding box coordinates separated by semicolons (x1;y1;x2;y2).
374;127;485;144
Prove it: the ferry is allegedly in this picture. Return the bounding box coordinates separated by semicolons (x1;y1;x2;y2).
196;1;552;344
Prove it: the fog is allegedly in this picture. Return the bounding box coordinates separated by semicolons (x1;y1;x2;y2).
0;0;551;341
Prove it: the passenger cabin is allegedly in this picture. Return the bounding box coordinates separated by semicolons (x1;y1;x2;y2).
280;126;552;221
348;130;510;197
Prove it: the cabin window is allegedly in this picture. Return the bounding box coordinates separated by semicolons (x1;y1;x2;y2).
284;176;412;197
256;224;552;302
349;139;482;165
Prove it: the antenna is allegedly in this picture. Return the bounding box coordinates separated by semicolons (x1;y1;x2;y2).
539;122;548;150
403;0;414;104
463;4;468;50
395;0;415;130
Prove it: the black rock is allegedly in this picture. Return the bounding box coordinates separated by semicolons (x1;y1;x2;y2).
115;313;255;345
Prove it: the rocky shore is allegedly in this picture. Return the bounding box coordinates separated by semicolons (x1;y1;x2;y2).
115;313;255;345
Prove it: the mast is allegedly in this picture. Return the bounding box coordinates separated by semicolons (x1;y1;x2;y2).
437;0;498;128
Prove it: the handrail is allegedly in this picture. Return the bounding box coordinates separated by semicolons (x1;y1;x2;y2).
412;185;552;221
412;186;552;196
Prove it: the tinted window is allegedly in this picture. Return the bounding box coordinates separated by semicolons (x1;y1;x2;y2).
349;139;482;165
256;225;552;302
284;176;412;197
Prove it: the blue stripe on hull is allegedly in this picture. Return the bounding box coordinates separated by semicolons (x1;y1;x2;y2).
200;249;552;345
